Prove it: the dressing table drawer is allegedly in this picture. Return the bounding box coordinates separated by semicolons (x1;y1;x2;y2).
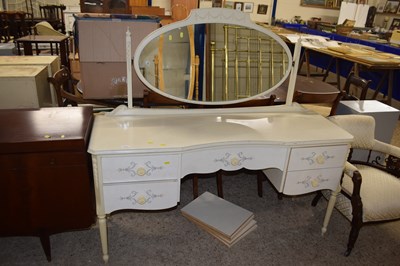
103;180;179;212
283;167;343;195
182;146;288;174
288;145;348;171
101;155;180;183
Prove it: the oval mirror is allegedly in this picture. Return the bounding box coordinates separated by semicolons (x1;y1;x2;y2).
134;8;293;106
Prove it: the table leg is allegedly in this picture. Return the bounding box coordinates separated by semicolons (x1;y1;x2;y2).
305;49;310;78
22;42;33;55
321;184;341;236
387;70;393;105
335;58;341;91
59;40;68;67
98;215;109;263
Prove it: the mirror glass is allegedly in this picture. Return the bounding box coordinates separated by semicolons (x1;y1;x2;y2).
134;9;293;105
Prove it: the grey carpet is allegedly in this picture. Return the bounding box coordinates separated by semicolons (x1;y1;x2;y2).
1;171;399;265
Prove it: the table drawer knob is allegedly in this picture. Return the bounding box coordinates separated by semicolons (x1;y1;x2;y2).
137;195;147;205
315;154;325;164
230;157;240;166
136;167;146;176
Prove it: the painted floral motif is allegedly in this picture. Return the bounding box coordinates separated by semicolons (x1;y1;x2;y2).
214;152;253;167
118;161;163;177
297;175;329;188
120;190;163;205
301;151;334;165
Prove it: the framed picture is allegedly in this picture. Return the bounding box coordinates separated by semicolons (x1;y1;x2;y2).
234;2;243;11
390;18;400;30
397;4;400;14
376;0;387;13
257;4;268;15
384;0;400;13
243;2;254;13
212;0;222;7
224;1;235;9
300;0;326;8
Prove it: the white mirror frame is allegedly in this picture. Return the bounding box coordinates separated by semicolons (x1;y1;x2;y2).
130;8;298;107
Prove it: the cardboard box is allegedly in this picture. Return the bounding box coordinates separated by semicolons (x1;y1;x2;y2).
80;62;146;99
78;19;159;62
77;18;159;99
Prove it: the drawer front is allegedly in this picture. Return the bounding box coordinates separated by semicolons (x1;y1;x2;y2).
288;145;348;171
101;155;180;183
182;146;288;175
0;152;87;168
283;168;343;195
103;180;179;212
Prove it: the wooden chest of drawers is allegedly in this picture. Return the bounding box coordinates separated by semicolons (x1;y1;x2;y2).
0;107;95;261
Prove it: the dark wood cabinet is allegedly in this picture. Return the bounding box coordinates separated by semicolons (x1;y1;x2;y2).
80;0;130;14
0;107;95;261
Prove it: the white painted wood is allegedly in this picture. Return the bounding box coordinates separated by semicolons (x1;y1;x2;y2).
101;154;180;183
181;145;288;175
287;145;349;171
103;180;180;212
89;105;353;261
284;167;344;195
88;8;355;262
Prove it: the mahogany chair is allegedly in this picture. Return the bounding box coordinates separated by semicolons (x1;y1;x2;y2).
48;66;124;108
0;12;11;43
341;72;371;101
39;5;66;34
312;115;400;256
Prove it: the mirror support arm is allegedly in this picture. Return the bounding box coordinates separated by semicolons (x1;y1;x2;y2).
286;39;302;105
126;27;133;109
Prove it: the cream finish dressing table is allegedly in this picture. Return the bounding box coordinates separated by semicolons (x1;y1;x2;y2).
87;9;353;262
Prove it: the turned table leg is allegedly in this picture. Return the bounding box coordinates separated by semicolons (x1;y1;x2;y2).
98;215;109;263
321;184;341;236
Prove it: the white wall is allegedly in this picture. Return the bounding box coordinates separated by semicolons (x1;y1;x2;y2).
274;1;340;23
274;0;386;27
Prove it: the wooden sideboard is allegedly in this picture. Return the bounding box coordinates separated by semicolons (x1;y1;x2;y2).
88;104;354;262
0;106;95;261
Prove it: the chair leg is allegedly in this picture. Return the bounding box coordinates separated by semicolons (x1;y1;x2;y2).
192;175;199;199
345;170;363;256
345;221;362;256
216;170;223;198
257;171;266;197
39;231;52;262
311;191;323;206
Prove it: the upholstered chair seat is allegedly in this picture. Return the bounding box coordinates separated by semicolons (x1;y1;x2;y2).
313;114;400;256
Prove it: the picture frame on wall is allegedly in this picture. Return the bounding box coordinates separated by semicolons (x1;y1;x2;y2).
212;0;223;7
397;4;400;14
224;1;235;9
243;2;254;13
376;0;387;13
234;2;243;11
390;18;400;30
257;4;268;15
384;0;400;13
300;0;326;8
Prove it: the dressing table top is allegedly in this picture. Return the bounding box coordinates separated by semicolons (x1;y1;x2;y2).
88;105;353;155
